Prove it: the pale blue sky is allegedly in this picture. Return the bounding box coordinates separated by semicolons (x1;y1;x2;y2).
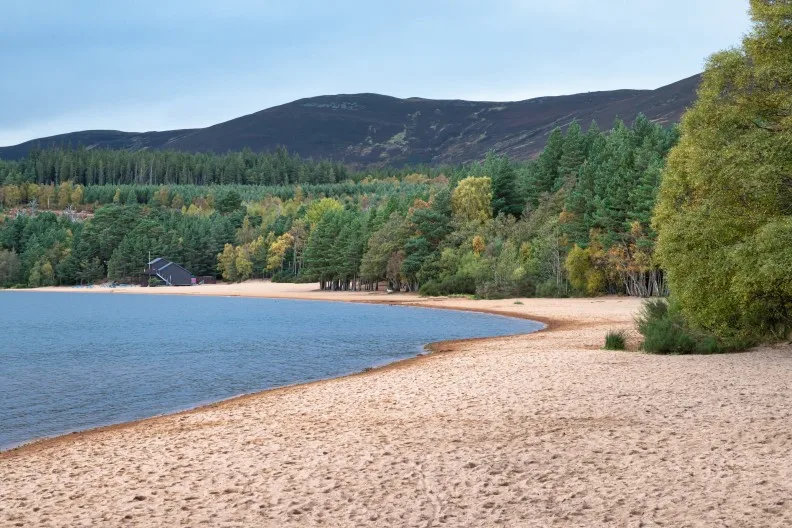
1;0;751;146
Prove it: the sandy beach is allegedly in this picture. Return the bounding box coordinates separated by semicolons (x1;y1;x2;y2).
2;282;792;527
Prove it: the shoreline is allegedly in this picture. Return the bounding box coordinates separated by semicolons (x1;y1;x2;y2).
4;284;558;326
5;283;791;526
1;283;552;457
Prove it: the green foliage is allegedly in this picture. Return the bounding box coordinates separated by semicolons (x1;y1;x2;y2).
0;249;21;286
0;146;355;187
475;241;532;299
215;190;243;215
636;299;723;355
269;270;295;283
360;213;410;288
564;245;604;296
527;127;564;204
1;117;678;299
485;153;523;218
603;330;626;351
654;0;792;342
558;121;586;181
535;279;568;298
305;197;343;228
419;276;476;297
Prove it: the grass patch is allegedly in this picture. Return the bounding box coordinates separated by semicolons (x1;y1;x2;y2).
513;301;524;305
603;330;627;350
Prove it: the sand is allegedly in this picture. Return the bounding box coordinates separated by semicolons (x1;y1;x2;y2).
2;282;792;527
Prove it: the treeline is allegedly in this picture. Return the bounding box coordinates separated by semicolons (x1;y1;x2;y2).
0;146;453;187
0;180;442;212
295;116;676;297
0;116;677;298
0;188;430;287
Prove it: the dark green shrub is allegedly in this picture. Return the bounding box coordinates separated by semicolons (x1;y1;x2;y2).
419;275;476;297
535;279;568;298
270;270;297;283
419;281;441;297
637;297;669;325
636;299;725;354
696;335;722;355
604;330;627;350
291;272;317;284
442;275;477;295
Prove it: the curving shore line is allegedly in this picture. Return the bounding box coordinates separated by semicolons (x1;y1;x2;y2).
0;283;556;458
3;282;792;527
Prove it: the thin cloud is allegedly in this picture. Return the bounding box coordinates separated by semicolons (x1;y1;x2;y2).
0;0;751;146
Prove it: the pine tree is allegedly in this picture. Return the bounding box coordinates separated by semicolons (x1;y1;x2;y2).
557;121;586;185
526;128;564;205
485;153;523;218
304;211;341;286
563;159;596;247
628;155;663;227
591;120;636;244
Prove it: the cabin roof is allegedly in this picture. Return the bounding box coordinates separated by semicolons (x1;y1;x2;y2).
145;257;195;285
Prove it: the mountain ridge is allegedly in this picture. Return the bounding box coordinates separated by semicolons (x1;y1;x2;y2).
0;75;699;166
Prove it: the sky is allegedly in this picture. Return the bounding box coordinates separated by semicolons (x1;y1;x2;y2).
0;0;752;146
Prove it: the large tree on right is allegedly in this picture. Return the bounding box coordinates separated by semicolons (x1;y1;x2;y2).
654;0;792;341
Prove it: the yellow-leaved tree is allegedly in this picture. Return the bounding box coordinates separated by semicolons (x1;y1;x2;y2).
451;177;492;223
267;233;294;273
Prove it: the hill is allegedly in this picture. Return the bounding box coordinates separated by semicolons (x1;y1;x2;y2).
0;75;699;166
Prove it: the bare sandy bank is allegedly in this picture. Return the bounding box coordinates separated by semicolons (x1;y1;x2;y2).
2;282;791;526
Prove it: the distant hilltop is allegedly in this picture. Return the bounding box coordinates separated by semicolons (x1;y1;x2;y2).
0;75;699;166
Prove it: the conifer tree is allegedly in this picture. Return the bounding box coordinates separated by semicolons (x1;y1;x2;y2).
557;121;586;185
528;127;564;203
485;153;523;218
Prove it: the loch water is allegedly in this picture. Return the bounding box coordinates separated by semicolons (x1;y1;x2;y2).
0;291;542;450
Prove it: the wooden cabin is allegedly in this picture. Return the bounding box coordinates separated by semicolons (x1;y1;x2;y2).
144;258;196;286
